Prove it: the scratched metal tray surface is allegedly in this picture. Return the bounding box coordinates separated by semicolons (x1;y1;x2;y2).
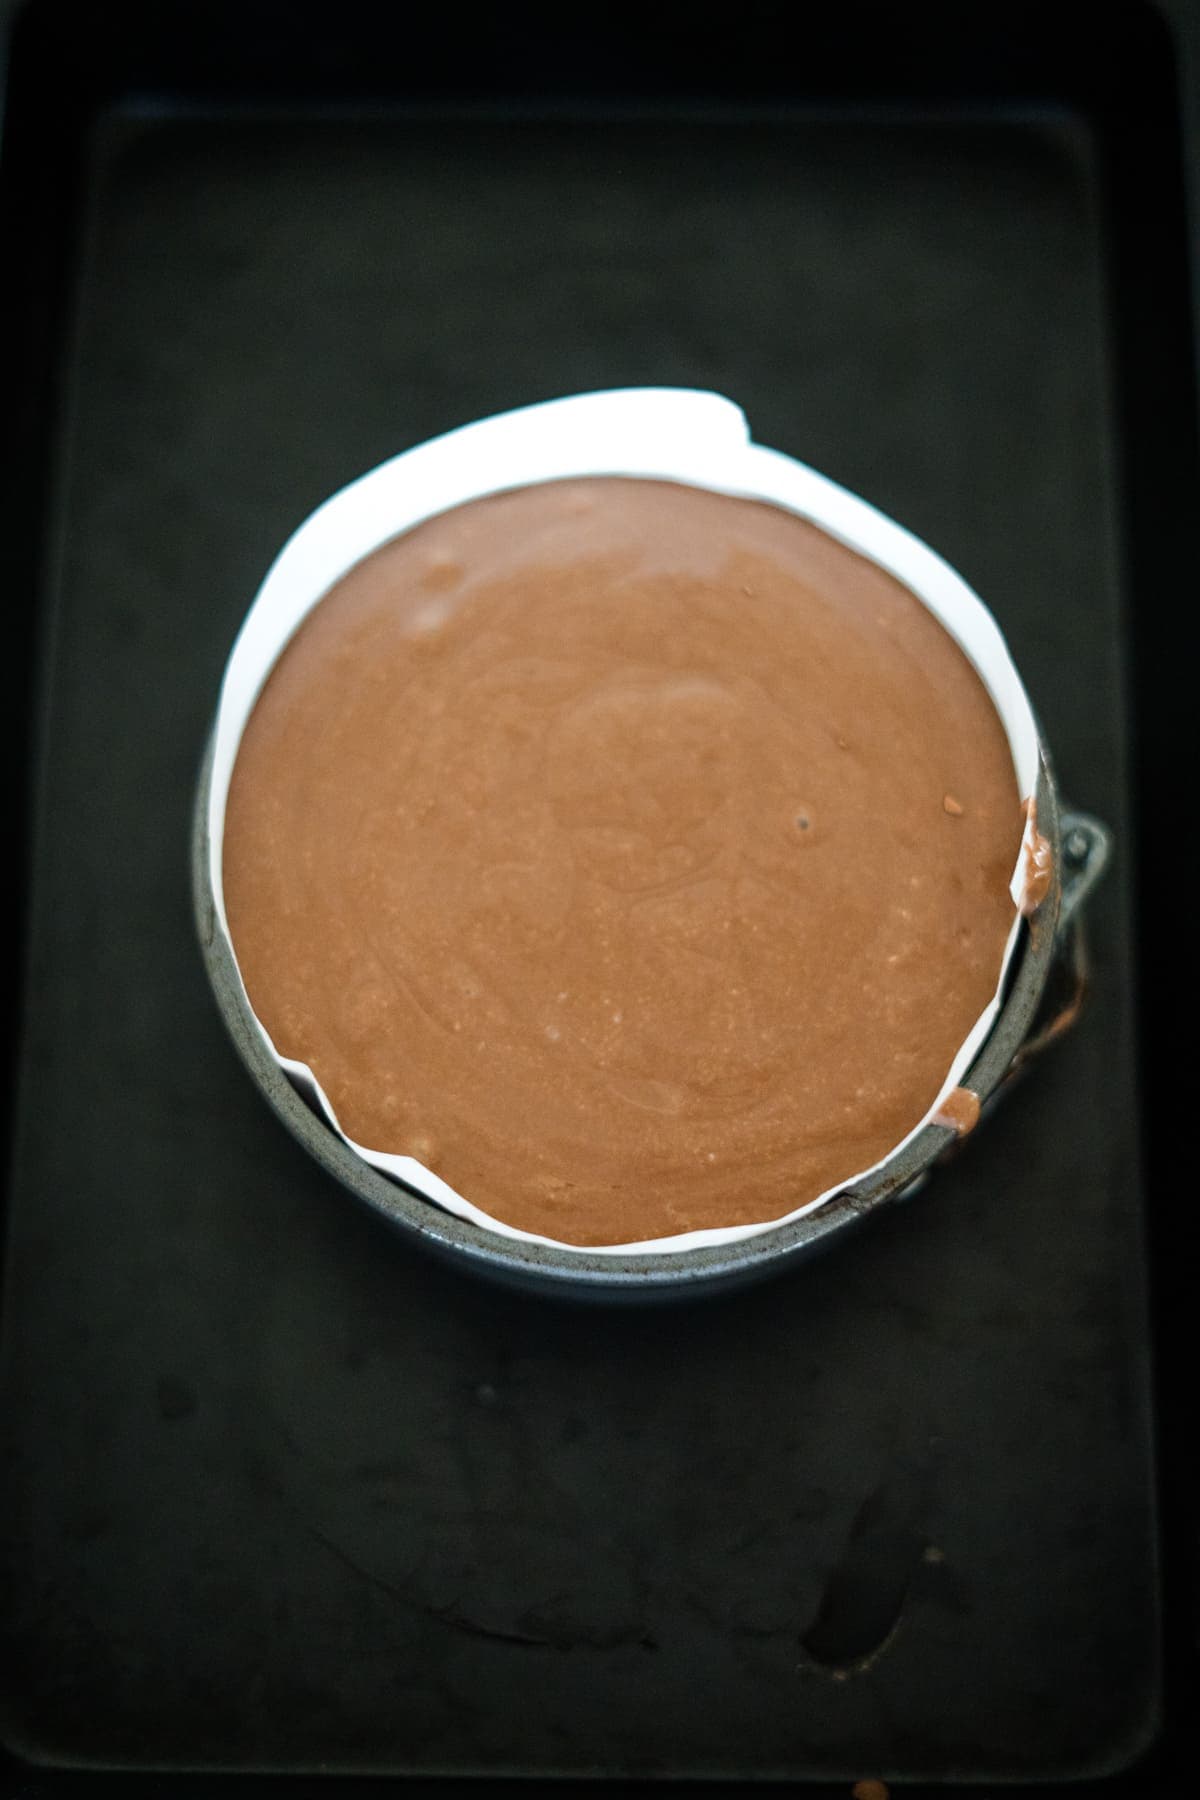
0;0;1185;1788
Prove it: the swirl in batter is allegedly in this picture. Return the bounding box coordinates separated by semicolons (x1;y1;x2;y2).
223;478;1023;1244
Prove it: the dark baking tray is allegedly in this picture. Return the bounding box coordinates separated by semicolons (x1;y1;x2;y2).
1;0;1195;1790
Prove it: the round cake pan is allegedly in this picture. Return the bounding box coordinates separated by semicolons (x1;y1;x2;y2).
193;728;1110;1302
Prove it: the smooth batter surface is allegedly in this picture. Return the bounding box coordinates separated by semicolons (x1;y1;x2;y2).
223;478;1024;1245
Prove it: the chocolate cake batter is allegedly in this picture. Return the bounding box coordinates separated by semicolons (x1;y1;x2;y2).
223;478;1025;1244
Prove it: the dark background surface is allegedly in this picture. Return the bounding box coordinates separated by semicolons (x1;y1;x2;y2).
0;1;1195;1793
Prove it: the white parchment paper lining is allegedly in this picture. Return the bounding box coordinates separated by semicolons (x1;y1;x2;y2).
208;389;1042;1255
